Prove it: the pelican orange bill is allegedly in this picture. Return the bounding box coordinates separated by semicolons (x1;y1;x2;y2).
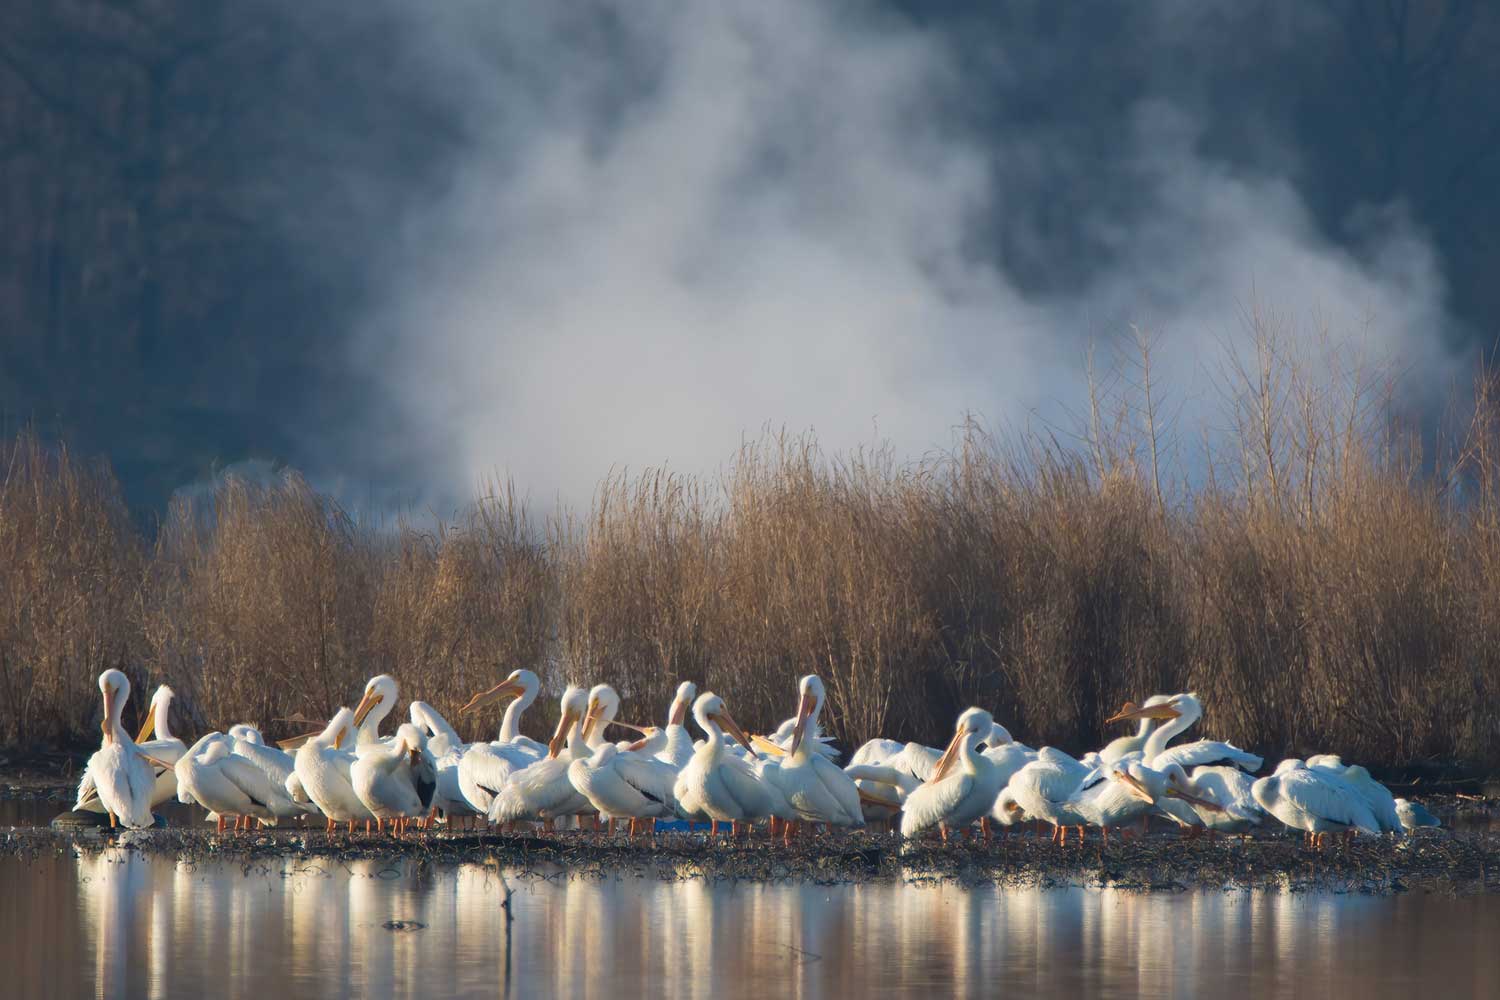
458;677;527;715
1104;702;1182;725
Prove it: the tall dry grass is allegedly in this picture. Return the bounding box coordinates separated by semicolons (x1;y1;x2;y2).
6;335;1500;770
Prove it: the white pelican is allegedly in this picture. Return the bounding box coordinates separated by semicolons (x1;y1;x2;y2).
409;700;475;827
292;707;374;832
351;723;436;833
489;685;591;826
1007;747;1105;845
1077;761;1222;842
352;674;400;750
1251;759;1381;847
74;683;186;814
1395;798;1440;831
673;692;772;834
176;733;304;831
656;681;698;768
1155;764;1264;836
843;764;917;826
1307;755;1402;833
1097;694;1172;763
754;676;863;836
568;744;680;836
899;708;1007;841
456;669;545;818
1105;693;1262;772
81;670;159;829
850;716;1023;786
226;724;301;794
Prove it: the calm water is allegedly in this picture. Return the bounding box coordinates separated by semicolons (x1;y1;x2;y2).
4;799;1500;998
1;848;1498;999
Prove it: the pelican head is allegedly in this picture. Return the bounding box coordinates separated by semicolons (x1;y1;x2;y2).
353;675;399;730
98;669;130;744
581;684;621;743
459;668;539;715
789;674;826;756
692;692;758;759
395;722;426;764
668;681;698;726
136;684;176;743
930;708;993;784
318;707;356;750
548;685;590;759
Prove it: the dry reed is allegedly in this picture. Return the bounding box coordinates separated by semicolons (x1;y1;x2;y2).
5;337;1500;771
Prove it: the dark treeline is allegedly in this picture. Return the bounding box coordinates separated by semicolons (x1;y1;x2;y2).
3;1;1500;511
6;339;1500;771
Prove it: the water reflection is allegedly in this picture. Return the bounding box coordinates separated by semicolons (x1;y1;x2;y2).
0;851;1498;999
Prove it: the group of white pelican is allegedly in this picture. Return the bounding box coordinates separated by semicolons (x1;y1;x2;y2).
77;668;1441;848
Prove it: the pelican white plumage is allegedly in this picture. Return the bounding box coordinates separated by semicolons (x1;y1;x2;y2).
656;681;698;769
75;683;186;814
673;692;773;832
1105;693;1262;773
292;707;374;832
1251;759;1381;846
82;670;159;829
899;708;1007;841
456;670;545;818
408;700;474;827
756;676;863;833
176;732;305;831
1007;747;1105;845
1307;754;1402;834
351;723;436;833
489;685;591;826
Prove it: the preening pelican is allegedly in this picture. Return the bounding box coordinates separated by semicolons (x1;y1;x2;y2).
656;681;698;769
176;732;304;831
1155;764;1264;835
489;685;592;825
75;683;185;814
409;700;474;826
352;675;400;751
227;724;303;801
292;707;374;831
673;692;773;831
351;723;436;832
456;670;545;817
82;670;160;829
900;708;1006;841
756;676;863;832
1007;747;1105;844
1251;759;1381;846
1106;693;1262;773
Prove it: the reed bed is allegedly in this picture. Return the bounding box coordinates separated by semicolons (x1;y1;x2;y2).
5;344;1500;770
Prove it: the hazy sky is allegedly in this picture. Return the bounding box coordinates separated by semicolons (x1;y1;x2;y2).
9;1;1492;513
327;0;1460;511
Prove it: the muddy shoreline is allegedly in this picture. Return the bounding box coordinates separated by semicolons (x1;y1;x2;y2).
4;821;1499;895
